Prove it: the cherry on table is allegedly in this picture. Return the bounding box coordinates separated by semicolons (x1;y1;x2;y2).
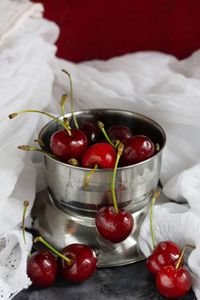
33;237;97;284
27;250;57;288
50;128;88;162
156;265;192;298
146;241;181;275
120;135;155;166
59;243;97;283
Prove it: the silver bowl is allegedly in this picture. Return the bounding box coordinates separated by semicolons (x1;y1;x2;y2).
34;109;166;267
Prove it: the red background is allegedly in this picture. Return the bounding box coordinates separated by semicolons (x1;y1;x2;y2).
33;0;200;62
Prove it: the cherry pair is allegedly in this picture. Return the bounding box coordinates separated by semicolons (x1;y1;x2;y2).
21;201;97;289
147;240;192;298
145;192;192;299
27;237;97;288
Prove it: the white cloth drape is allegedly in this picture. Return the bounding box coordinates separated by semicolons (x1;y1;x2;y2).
1;0;200;299
0;0;59;298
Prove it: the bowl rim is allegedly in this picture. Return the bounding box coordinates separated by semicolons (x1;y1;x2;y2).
38;108;166;171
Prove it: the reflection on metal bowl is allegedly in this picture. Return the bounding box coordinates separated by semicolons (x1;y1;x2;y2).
34;109;166;267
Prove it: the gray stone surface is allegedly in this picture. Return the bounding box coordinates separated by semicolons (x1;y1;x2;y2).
14;261;195;300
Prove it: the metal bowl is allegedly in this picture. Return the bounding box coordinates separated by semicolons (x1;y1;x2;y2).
34;109;166;267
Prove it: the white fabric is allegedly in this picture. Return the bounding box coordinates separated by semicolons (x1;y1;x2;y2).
51;54;200;299
0;0;59;298
1;0;200;299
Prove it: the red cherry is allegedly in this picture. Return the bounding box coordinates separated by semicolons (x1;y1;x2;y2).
50;129;88;162
146;241;181;275
60;244;97;283
95;206;134;243
82;143;116;168
120;135;155;166
156;265;192;298
79;121;102;144
27;250;57;288
107;125;132;143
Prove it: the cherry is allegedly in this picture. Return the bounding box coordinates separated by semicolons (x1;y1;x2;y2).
9;109;87;163
34;237;97;284
79;120;102;144
96;206;133;243
95;143;134;243
146;241;181;275
21;203;58;289
120;135;155;166
156;265;192;299
146;192;181;275
60;244;97;283
82;143;116;169
156;247;192;299
50;128;88;162
107;125;132;143
27;250;57;288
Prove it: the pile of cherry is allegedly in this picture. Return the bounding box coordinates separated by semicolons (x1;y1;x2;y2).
9;69;156;169
10;70;193;298
49;118;156;168
9;70;156;245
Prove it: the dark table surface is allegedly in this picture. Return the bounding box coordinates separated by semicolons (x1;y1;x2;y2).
14;260;195;300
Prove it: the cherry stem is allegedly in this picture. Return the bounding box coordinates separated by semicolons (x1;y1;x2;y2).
34;139;45;149
111;143;124;214
60;94;68;118
9;109;72;136
176;246;186;270
115;140;120;148
18;145;57;159
62;69;79;129
149;191;160;250
68;158;79;166
83;164;98;190
97;121;116;148
185;244;195;249
22;200;29;244
175;244;195;270
156;143;160;151
34;236;73;266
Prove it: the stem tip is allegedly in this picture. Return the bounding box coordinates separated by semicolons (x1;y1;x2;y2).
97;121;104;129
68;158;79;166
9;113;18;119
23;200;29;208
18;145;33;151
33;236;41;243
118;143;124;155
